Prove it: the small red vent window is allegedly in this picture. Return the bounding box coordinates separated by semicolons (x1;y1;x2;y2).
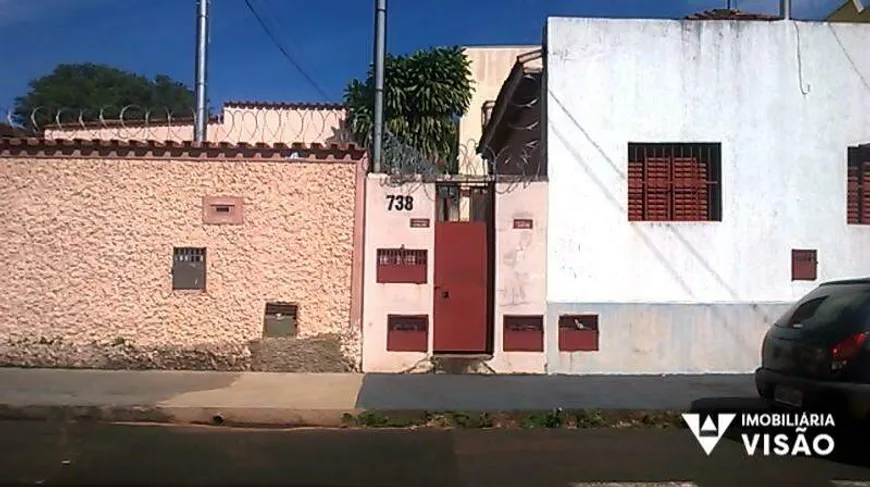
376;248;427;284
791;249;817;281
386;315;428;352
558;314;600;352
503;315;544;352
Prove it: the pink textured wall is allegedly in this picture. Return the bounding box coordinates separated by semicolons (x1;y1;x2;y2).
0;154;362;371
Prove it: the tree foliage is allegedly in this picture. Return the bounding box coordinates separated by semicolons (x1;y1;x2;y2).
12;63;197;129
343;46;473;172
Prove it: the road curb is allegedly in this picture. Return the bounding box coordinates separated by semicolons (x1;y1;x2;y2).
0;404;694;429
0;404;361;428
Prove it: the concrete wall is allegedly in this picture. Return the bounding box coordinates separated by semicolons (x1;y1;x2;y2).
361;175;436;372
545;17;870;373
546;303;791;374
0;152;363;371
360;176;548;373
491;181;548;373
43;105;349;145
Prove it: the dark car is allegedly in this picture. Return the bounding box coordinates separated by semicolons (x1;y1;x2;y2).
755;278;870;422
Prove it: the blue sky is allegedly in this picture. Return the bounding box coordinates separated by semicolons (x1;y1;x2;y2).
0;0;842;112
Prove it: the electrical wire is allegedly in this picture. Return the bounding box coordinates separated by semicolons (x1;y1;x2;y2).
243;0;334;101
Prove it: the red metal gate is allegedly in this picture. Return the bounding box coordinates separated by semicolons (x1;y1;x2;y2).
433;221;489;353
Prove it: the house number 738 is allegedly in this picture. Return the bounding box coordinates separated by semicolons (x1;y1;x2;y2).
386;195;414;211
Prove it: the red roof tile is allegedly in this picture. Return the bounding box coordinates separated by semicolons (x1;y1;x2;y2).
684;9;781;20
0;138;366;161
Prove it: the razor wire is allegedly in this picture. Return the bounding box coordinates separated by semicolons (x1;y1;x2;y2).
2;104;354;146
1;72;543;191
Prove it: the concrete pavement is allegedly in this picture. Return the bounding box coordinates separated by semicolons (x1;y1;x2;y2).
0;368;758;425
1;420;869;486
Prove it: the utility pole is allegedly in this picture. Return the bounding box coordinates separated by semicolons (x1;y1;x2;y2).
194;0;209;142
372;0;386;173
780;0;791;19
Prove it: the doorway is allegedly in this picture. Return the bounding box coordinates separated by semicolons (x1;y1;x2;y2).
432;182;495;354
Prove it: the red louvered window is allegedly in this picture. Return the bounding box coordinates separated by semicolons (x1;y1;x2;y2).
627;143;722;222
376;248;428;284
847;146;870;224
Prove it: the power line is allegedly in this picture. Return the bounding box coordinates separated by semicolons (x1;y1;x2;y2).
243;0;333;101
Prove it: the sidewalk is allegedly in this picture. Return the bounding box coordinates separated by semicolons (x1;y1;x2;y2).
0;368;758;426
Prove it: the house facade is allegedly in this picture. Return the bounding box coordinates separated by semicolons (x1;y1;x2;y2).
10;20;867;376
457;46;538;176
542;16;870;373
359;46;549;374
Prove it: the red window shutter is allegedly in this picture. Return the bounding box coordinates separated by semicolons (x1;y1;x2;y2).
848;164;860;224
627;161;644;221
645;156;671;221
862;163;870;224
672;156;708;221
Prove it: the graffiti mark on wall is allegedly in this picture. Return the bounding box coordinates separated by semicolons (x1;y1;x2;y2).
500;231;534;306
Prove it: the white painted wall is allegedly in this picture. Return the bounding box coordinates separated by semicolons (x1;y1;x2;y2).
361;176;436;373
491;181;548;373
360;177;549;373
545;17;870;305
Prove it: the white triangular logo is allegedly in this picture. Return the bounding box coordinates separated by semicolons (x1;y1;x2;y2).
701;416;717;432
682;413;736;455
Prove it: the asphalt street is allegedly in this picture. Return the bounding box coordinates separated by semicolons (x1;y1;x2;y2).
1;421;870;487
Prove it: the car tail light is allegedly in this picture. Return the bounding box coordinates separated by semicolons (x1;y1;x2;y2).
831;331;869;371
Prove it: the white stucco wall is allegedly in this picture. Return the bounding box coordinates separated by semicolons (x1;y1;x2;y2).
361;176;436;373
546;17;870;305
491;181;548;374
360;177;549;373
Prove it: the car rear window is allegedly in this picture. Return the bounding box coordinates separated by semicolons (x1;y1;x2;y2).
775;284;870;330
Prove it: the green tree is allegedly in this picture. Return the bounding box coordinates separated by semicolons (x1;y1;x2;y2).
12;63;197;129
343;46;473;173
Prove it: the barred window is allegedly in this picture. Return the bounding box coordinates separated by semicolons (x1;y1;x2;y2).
627;143;722;222
172;247;206;290
376;248;427;284
847;146;870;224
